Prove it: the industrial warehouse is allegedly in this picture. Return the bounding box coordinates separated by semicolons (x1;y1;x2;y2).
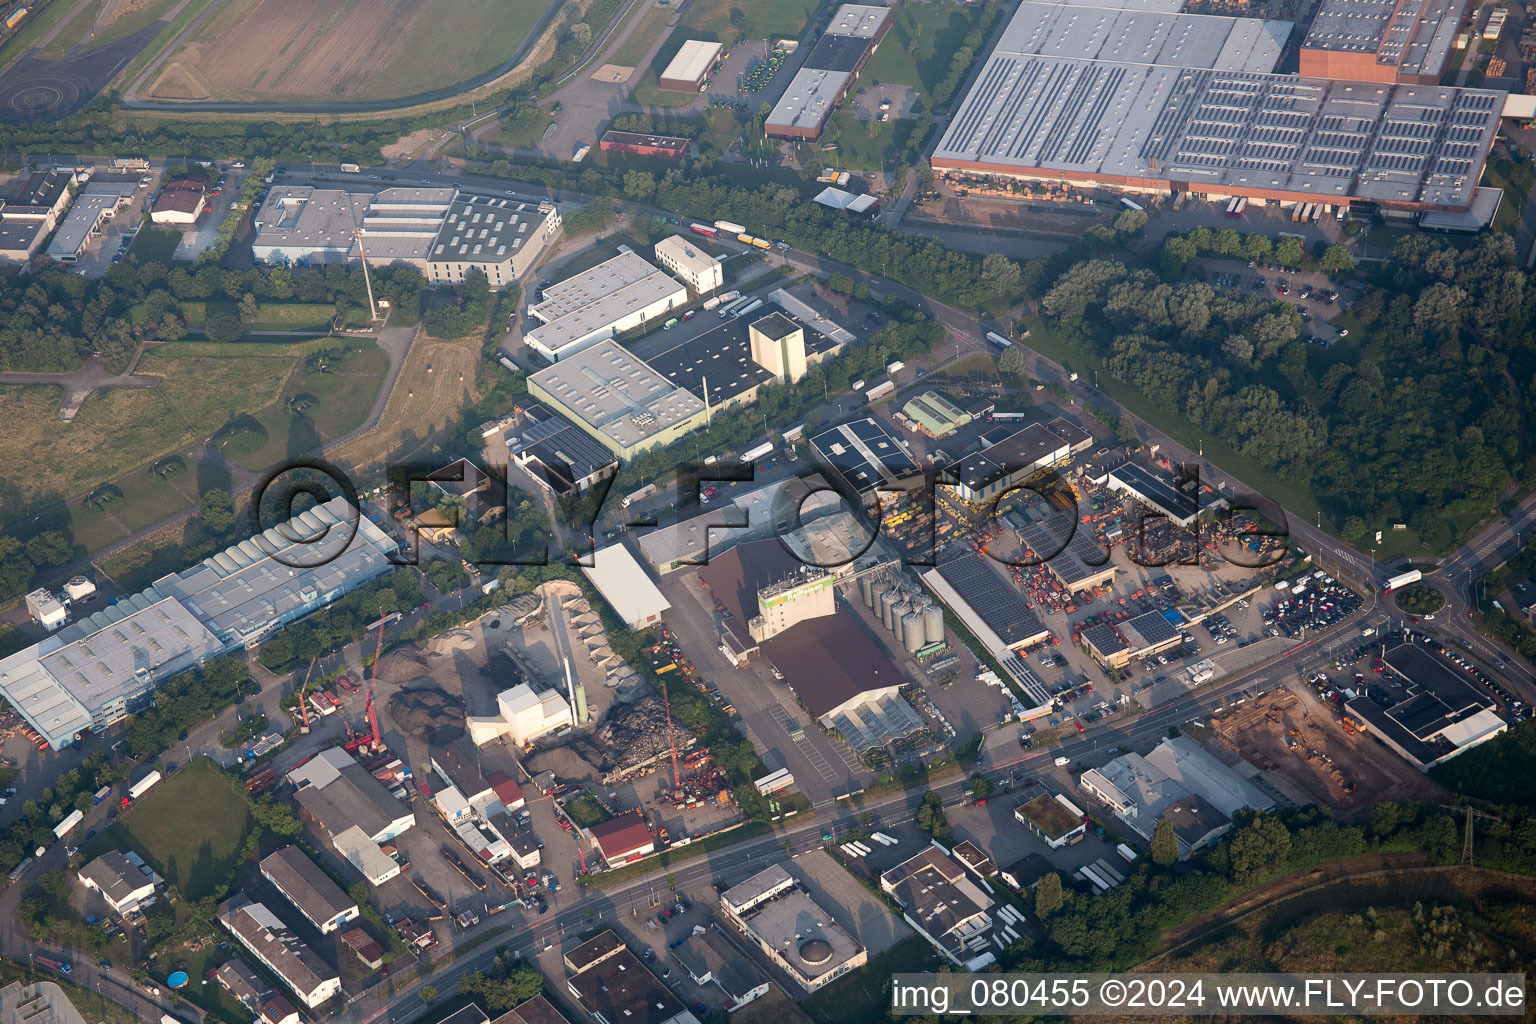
252;186;561;287
931;0;1505;216
527;340;707;458
522;248;688;361
0;497;396;748
766;4;894;139
719;865;867;991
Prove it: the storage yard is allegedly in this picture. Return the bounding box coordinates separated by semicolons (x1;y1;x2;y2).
1205;684;1439;813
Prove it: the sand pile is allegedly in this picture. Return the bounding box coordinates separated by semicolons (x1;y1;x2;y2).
387;683;466;745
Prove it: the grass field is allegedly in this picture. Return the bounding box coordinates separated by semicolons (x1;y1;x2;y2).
327;329;479;474
0;338;389;549
94;758;255;901
820;110;915;172
36;0;99;58
228;342;388;470
679;0;816;44
144;0;553;102
860;1;988;113
608;0;674;69
127;226;185;265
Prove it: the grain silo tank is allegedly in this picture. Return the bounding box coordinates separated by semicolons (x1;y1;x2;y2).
859;575;874;607
902;609;926;653
891;599;908;645
924;603;945;645
880;587;901;631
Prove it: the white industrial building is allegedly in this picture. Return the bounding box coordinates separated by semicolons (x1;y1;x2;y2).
259;847;359;935
718;865;867;991
581;544;670;629
45;182;137;262
660;39;724;90
78;849;160;916
523;248;688;361
879;843;994;967
252;186;559;288
467;682;574;747
24;589;65;631
218;897;341;1009
1078;735;1274;858
332;826;401;885
0;498;397;749
653;235;723;294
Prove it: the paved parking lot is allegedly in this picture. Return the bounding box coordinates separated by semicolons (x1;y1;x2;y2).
1195;258;1354;344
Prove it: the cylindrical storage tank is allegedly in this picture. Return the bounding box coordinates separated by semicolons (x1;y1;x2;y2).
891;603;906;645
924;604;945;645
870;582;887;616
880;588;901;630
859;575;874;607
903;610;926;653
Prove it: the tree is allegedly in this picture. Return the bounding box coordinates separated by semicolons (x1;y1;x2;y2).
1319;244;1354;274
1151;818;1179;865
420;985;438;1005
1228;815;1292;886
623;170;656;199
1273;236;1306;267
998;346;1026;376
1242;233;1272;263
349;882;371;906
1159;236;1196;277
914;790;951;841
980;253;1022;299
1034;871;1064;917
969;775;994;801
199;488;235;536
237;293;260;322
1112;209;1147;235
205;312;244;343
570;21;592;47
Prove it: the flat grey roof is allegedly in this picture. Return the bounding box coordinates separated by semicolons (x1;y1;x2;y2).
528;340;704;451
661;39;723;84
825;3;893;39
526;249;687;356
766;67;856;132
430;196;552;265
218;897;335;999
46;191;129;257
933;0;1502;210
254;186;455;261
738;885;864;981
1300;0;1468;70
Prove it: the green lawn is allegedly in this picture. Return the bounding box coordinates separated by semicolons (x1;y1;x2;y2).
128;227;184;265
818;110;915;172
63;495;132;551
112;0;224;93
227;342;388;471
679;0;816;44
162;300;336;333
100;462;196;532
801;934;936;1024
609;0;674;68
858;1;988;112
91;758;255;901
565;793;611;828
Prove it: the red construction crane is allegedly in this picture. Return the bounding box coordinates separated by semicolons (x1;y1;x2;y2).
297;657;318;733
363;616;386;754
659;674;682;790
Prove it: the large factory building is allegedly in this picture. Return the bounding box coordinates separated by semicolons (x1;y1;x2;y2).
931;0;1504;217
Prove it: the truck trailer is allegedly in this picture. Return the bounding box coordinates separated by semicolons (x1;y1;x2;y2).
1383;569;1423;592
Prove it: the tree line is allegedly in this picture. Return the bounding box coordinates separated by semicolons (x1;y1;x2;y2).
1037;231;1528;550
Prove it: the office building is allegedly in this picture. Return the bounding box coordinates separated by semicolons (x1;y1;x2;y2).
653;235;723;293
527;340;706;459
766;5;894;139
218;896;341;1009
0;497;397;749
524;248;688;361
427;194;562;289
659;40;724;91
259;847;359;935
719;865;867;991
879;843;994;966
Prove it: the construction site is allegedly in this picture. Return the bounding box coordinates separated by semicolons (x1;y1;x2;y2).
1203;682;1440;816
